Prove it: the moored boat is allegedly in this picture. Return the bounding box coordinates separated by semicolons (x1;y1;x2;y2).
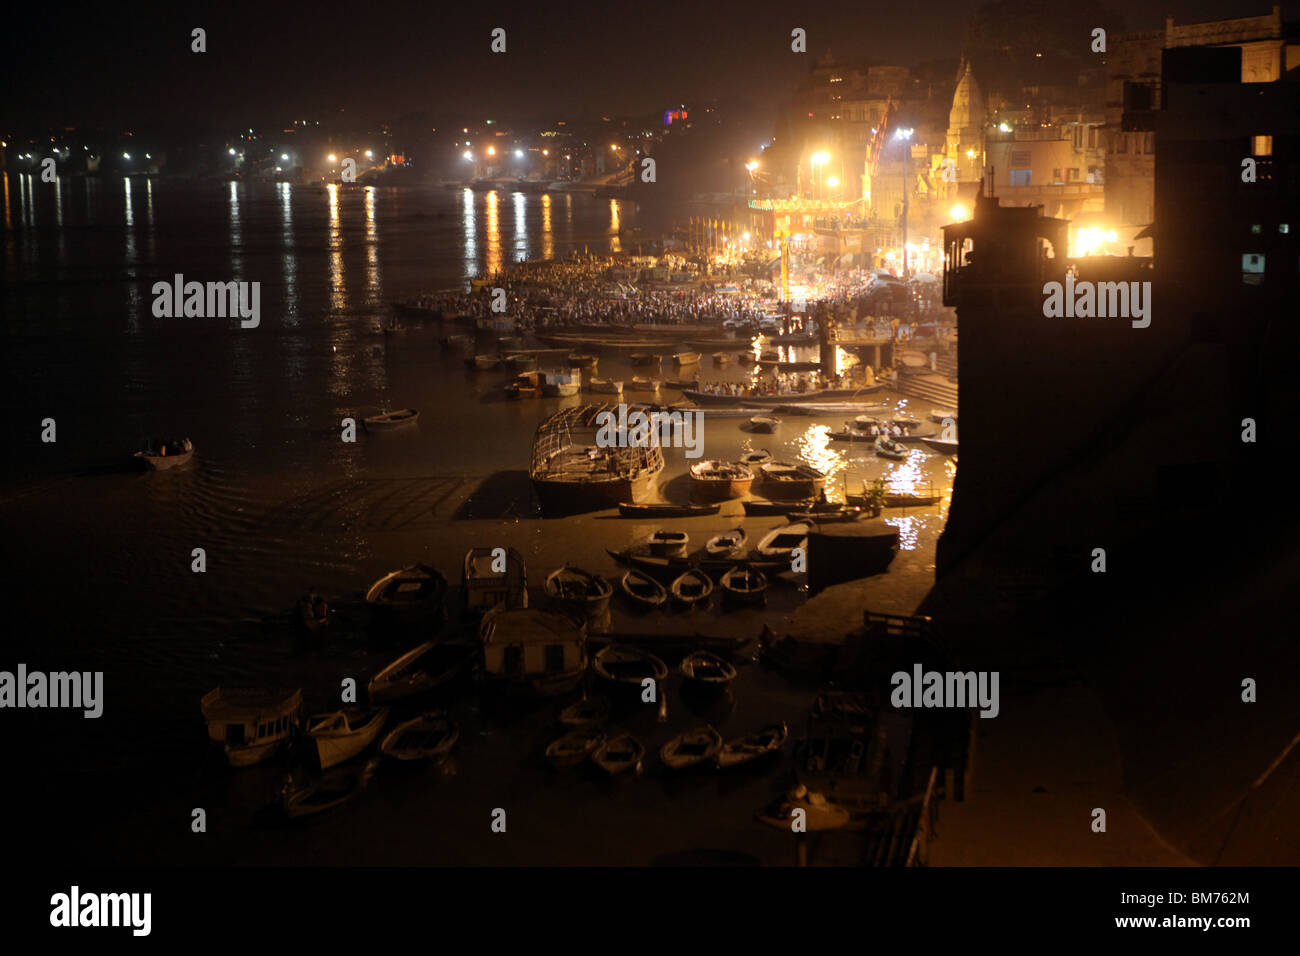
719;564;769;605
748;415;780;433
742;498;815;517
506;371;543;399
627;377;661;392
282;762;374;818
558;695;611;728
468;354;501;371
364;564;448;623
759;461;825;499
379;712;459;761
593;643;668;685
705;527;747;557
592;732;645;775
716;722;788;768
587;377;624;394
644;530;689;557
620;570;668;609
672;351;701;366
545;566;613;619
712;352;732;366
305;706;390;769
660;725;723;770
921;436;959;454
568;353;598;369
754;522;810;562
367;640;476;703
679;650;737;686
363;408;420;431
201;687;302;767
546;728;606;768
930;409;958;424
629;352;659;367
688;459;754;501
739;449;772;467
670;568;714;609
617;501;719;518
530;405;665;514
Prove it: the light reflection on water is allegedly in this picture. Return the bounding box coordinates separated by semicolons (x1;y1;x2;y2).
485;190;502;276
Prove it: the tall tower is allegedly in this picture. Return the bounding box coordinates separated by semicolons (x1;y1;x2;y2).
946;58;985;182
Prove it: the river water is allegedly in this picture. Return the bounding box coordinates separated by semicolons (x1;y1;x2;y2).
1;177;953;865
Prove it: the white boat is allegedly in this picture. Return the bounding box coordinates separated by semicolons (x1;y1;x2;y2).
363;408;419;431
672;351;702;366
660;726;723;770
755;522;810;561
305;706;390;769
644;530;689;558
134;438;194;471
201;687;302;767
748;415;780;433
380;712;459;761
739;449;772;467
705;527;747;557
364;564;448;622
628;377;661;392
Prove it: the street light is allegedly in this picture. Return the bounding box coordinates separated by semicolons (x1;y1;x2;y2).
327;154;337;163
487;146;496;156
811;151;829;199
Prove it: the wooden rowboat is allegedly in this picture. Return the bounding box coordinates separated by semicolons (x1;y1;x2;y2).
660;725;723;770
716;722;789;768
363;408;419;430
305;707;390;769
620;569;668;609
679;650;737;686
592;732;645;775
618;501;719;518
719;564;770;605
670;568;714;609
593;644;667;684
379;712;459;761
705;528;748;557
558;695;611;728
546;728;606;768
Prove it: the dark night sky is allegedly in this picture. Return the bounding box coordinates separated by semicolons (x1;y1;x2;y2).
2;0;1290;132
